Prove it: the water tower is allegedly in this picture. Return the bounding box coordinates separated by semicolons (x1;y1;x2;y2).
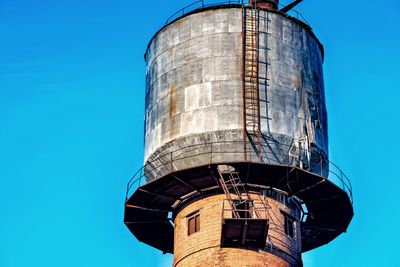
124;1;353;266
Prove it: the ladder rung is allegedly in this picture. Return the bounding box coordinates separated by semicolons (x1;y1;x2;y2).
260;116;272;120
258;18;272;22
245;44;258;47
244;95;260;99
244;30;260;34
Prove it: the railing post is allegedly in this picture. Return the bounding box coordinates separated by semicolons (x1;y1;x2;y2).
170;151;173;172
139;168;142;187
341;172;345;191
320;155;323;176
210;142;213;164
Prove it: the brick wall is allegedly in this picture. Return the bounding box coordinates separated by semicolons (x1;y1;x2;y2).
173;193;302;267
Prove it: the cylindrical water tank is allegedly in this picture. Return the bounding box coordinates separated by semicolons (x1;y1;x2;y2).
143;5;327;180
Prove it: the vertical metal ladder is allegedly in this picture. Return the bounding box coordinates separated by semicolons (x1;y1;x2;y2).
243;4;288;166
258;10;272;137
218;164;270;247
242;1;263;161
217;165;265;219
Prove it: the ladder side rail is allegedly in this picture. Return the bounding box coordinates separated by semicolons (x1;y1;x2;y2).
217;168;240;219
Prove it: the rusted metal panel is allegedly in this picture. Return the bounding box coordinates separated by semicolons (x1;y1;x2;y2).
251;0;279;10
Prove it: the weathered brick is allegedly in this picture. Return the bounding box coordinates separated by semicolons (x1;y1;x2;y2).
173;193;302;267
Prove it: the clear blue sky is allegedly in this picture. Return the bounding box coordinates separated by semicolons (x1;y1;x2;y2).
1;0;399;266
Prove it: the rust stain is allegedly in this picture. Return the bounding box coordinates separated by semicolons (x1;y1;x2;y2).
168;84;180;139
168;84;177;117
251;0;279;10
294;72;302;91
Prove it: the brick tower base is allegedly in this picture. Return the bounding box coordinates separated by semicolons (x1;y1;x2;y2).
173;194;303;267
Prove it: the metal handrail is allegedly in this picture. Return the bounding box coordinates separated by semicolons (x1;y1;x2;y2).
165;0;204;25
277;3;310;26
163;1;310;26
125;140;353;207
165;1;244;25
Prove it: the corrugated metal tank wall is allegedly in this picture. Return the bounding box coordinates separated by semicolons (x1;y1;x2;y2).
143;6;327;180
